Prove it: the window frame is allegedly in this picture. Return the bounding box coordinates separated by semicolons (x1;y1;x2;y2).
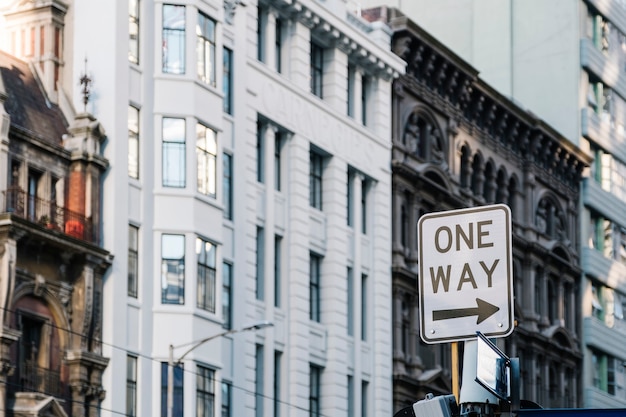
310;253;321;322
222;262;233;329
162;117;187;188
128;224;139;298
162;4;186;74
196;123;217;197
161;234;185;305
196;237;217;313
310;41;324;98
129;0;140;64
128;105;140;179
223;153;233;220
223;47;233;114
197;11;216;86
126;355;138;417
309;365;321;417
196;365;216;417
256;227;265;300
309;151;323;210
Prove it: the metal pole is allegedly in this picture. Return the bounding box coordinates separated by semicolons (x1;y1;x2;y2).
451;342;460;404
167;344;174;417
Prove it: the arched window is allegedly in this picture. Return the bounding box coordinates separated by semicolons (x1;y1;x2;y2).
471;153;484;197
460;145;471;189
403;110;446;163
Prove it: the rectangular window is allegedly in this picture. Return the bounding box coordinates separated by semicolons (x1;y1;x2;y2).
128;105;140;179
310;254;321;322
361;180;367;234
361;274;367;341
128;225;139;298
310;42;324;98
257;6;266;62
361;75;369;126
162;117;186;187
197;366;215;417
161;234;185;304
361;380;368;417
309;151;323;209
223;153;233;220
347;267;353;336
222;262;232;329
129;0;139;64
274;235;281;308
221;382;231;417
223;47;233;114
309;365;321;417
197;123;217;197
197;12;216;86
161;362;183;417
347;170;354;227
196;237;216;312
275;132;282;191
162;4;185;74
126;355;138;417
275;18;282;73
27;169;41;221
256;227;265;300
347;64;355;118
256;344;264;417
257;123;265;183
347;375;354;417
274;351;281;417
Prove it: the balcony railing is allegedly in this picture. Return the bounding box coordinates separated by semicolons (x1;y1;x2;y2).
8;360;69;400
3;186;98;244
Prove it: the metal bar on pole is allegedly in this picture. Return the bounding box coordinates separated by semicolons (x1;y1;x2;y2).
451;341;460;404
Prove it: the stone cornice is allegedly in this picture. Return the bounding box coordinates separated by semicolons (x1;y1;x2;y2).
267;0;404;81
391;16;592;191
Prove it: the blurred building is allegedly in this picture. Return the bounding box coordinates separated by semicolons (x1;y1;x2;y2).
361;0;626;408
360;7;591;411
0;7;111;416
2;0;404;416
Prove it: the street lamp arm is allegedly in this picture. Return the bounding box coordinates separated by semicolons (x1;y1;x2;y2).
166;320;272;417
173;329;237;365
171;320;274;364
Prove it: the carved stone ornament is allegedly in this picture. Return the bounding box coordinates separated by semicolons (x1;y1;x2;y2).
224;0;243;25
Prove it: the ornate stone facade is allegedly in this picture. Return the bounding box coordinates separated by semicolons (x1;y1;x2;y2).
0;42;110;417
379;9;592;412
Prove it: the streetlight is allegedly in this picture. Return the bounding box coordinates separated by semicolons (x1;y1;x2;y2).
167;320;273;417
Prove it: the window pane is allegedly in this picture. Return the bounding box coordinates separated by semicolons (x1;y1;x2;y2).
128;105;139;179
161;234;185;304
223;262;232;329
163;118;186;187
129;0;139;64
223;48;233;114
128;225;139;298
162;4;185;74
161;362;184;417
126;355;138;417
197;12;216;85
221;382;231;417
197;237;216;312
223;153;233;220
197;124;217;196
196;366;215;417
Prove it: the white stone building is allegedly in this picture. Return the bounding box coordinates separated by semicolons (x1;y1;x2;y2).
2;0;404;416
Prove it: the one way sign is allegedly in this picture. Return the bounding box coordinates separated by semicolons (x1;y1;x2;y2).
418;204;514;344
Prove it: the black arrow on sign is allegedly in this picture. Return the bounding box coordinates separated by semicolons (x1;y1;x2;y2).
432;298;500;324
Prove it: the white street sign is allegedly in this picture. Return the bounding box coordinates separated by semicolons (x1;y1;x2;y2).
418;204;513;344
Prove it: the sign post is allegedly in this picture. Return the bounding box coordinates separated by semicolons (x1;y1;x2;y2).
418;204;514;344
